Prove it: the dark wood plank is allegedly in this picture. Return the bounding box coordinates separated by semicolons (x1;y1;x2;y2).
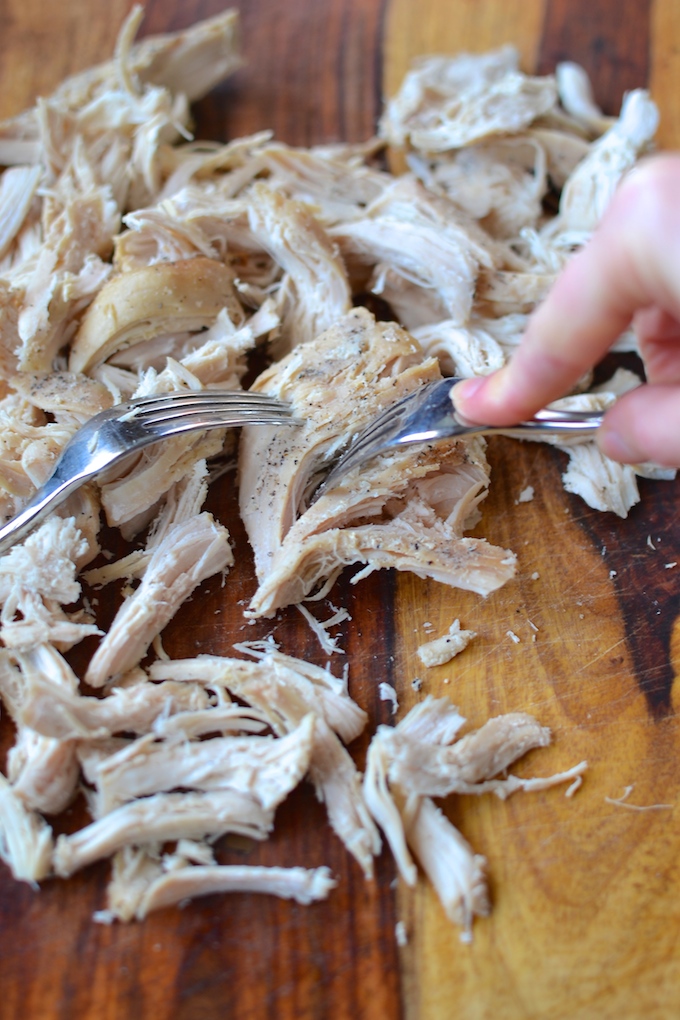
0;3;402;1020
538;0;653;114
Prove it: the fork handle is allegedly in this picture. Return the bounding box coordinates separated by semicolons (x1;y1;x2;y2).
494;408;604;439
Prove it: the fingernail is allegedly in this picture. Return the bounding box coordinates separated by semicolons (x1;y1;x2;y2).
451;376;485;409
598;428;641;464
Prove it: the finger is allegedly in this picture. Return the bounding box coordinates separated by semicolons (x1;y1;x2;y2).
632;308;680;384
454;153;680;425
598;384;680;467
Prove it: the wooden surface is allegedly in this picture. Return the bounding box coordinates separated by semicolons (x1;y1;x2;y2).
1;1;680;1018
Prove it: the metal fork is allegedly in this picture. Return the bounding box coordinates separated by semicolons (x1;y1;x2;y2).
0;390;300;554
313;377;604;500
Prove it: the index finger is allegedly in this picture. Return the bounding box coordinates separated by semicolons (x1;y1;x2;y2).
453;154;680;425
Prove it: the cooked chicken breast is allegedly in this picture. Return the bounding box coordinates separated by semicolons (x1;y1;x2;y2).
239;307;516;617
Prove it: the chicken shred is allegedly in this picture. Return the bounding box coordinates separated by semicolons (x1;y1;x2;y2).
0;9;664;929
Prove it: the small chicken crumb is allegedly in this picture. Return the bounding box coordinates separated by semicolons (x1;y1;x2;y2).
665;562;677;569
609;570;617;579
379;682;399;714
531;571;540;580
506;630;520;644
565;775;583;797
411;677;423;692
516;485;534;504
417;619;476;667
647;535;656;550
395;921;408;947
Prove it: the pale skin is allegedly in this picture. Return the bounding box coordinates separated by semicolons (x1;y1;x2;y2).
453;153;680;468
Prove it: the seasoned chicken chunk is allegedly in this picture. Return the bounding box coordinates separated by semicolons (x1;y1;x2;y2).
239;308;516;618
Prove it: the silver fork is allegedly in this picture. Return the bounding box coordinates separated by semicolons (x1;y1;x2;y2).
0;390;300;554
313;377;604;500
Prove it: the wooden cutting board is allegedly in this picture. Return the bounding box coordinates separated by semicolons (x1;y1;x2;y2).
1;1;679;1017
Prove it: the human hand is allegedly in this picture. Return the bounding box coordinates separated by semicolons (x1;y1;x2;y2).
453;153;680;468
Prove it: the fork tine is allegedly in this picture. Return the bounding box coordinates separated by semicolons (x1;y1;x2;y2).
145;410;301;436
320;389;422;471
119;391;292;423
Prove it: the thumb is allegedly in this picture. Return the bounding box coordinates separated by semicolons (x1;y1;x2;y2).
598;384;680;467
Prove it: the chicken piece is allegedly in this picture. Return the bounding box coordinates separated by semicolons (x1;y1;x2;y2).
0;392;55;501
417;619;476;667
99;426;224;533
85;512;233;686
111;8;242;106
85;460;210;586
528;128;590;189
69;257;244;373
3;646;80;815
0;8;242;219
89;714;314;816
149;650;380;878
410;135;548;239
330;177;506;326
363;696;467;888
15;193;118;373
555;62;616;137
369;265;449;330
245;183;352;351
554;89;659;233
259;143;390;226
0;166;43;262
306;714;381;878
103;842;336;921
560;444;641;518
0;517;98;652
0;774;53;883
151;705;270;741
0;10;241;162
19;675;210;741
380;49;557;152
179;300;279;387
7;726;79;816
475;268;556;315
53;789;273;878
117;186;255;271
363;698;489;938
403;795;489;941
239;308;515;618
10;371;113;420
135;864;336;919
529;374;650;516
363;735;417;885
379;46;521;146
364;697;585;937
150;647;368;746
385;713;552;795
412;318;507;378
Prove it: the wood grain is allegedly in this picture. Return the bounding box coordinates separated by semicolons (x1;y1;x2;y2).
384;2;680;1018
0;3;401;1020
1;1;679;1018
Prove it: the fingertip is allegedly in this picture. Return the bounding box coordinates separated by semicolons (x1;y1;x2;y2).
597;385;680;468
450;376;485;416
450;370;516;425
596;427;641;465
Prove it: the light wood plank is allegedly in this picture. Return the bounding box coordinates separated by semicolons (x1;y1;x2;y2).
650;0;680;149
383;5;680;1013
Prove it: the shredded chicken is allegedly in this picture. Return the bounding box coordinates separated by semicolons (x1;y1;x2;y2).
239;307;516;617
0;9;664;930
363;698;587;939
